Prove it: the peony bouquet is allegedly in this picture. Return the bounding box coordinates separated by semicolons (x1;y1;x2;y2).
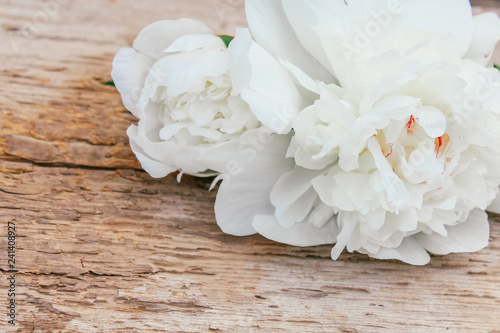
112;0;500;265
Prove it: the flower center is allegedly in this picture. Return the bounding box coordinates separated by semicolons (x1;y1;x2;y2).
374;113;452;185
150;73;258;146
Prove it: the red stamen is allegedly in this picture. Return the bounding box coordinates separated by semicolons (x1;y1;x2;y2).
384;143;394;158
406;116;415;129
436;136;443;149
435;134;450;158
406;115;418;134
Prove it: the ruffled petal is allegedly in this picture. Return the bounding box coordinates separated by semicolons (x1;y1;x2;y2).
339;96;418;171
366;237;431;266
143;47;229;98
282;0;338;83
212;132;294;236
270;167;325;228
111;48;155;117
464;12;500;66
415;209;490;255
164;34;225;53
127;125;177;178
229;28;303;134
399;0;473;56
414;106;447;138
128;119;222;177
252;213;339;247
133;19;213;59
308;0;473;90
245;0;334;83
487;192;500;215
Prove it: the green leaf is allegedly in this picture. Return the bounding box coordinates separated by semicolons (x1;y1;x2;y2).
495;64;500;71
200;169;218;175
103;80;115;87
218;35;234;48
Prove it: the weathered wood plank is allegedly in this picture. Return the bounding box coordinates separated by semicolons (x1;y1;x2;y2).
1;161;500;332
1;0;500;332
474;0;500;7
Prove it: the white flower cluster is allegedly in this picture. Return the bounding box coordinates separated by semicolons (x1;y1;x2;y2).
112;0;500;265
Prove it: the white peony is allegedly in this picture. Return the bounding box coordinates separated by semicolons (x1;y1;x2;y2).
112;19;260;178
216;0;500;264
306;60;500;263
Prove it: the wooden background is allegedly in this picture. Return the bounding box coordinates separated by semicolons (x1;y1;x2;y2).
1;0;499;332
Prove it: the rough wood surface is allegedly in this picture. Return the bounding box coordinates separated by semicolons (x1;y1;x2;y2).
1;1;500;332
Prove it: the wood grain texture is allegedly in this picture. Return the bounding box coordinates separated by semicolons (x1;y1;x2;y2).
474;0;500;7
0;0;500;332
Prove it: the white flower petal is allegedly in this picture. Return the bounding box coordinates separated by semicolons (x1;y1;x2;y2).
229;28;303;134
111;48;154;117
280;60;322;95
465;12;500;66
282;0;339;83
305;0;473;91
487;192;500;215
128;119;224;177
133;19;213;59
145;48;229;97
399;0;473;56
414;106;447;138
369;138;410;207
366;237;431;266
159;123;185;141
313;166;375;213
245;0;334;83
213;132;294;236
330;213;357;260
270;167;325;228
240;90;297;135
339;96;418;171
127;125;177;178
358;72;418;116
415;209;490;255
164;34;225;53
252;213;339;247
